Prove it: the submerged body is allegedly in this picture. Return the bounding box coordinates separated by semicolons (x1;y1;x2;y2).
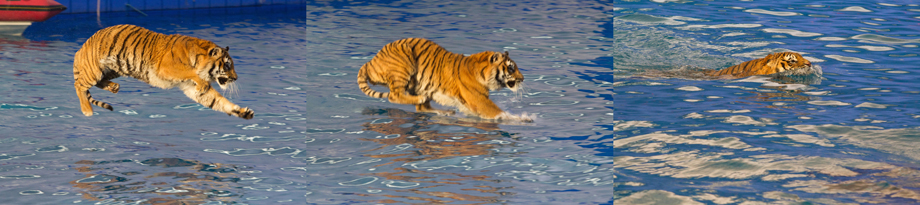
72;24;254;119
706;52;813;79
356;38;531;122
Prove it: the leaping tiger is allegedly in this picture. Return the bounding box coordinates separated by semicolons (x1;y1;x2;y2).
72;24;254;119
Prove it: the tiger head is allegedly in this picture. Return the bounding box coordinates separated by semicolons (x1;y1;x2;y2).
768;52;813;75
199;46;237;90
487;51;524;92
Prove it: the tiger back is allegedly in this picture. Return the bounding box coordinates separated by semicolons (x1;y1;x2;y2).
706;52;813;79
356;38;531;122
72;24;254;119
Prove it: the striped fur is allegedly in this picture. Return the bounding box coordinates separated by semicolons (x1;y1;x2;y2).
706;52;812;79
356;38;530;122
73;24;254;119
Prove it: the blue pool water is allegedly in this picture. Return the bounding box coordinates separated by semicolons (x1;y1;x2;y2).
0;1;613;204
615;0;920;204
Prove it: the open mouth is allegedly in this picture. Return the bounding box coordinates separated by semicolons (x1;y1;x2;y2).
506;80;516;88
218;77;230;85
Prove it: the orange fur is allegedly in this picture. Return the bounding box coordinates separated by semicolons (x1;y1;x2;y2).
72;24;253;119
707;52;812;78
356;38;530;122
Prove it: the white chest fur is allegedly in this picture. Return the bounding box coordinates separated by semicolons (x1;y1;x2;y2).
431;91;470;115
145;69;181;89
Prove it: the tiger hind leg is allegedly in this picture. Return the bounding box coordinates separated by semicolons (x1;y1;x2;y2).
75;83;114;116
385;80;427;105
415;101;454;116
74;83;94;116
95;80;120;94
75;70;117;116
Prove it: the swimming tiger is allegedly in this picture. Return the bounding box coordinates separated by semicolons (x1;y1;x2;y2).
706;52;813;79
72;24;254;119
356;38;531;122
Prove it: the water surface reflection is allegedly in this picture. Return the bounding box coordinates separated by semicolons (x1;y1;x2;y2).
356;107;514;204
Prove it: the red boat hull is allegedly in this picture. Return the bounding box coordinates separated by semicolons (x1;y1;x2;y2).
0;0;67;22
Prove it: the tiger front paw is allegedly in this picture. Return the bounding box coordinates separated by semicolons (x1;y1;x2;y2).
233;107;254;119
432;109;455;116
442;109;456;116
417;96;429;104
497;112;533;123
521;116;534;123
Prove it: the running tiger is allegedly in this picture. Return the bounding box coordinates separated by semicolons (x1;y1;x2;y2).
72;24;254;119
357;38;531;122
706;52;814;79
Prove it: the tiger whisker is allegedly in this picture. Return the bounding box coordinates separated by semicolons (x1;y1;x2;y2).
220;83;229;98
225;82;239;99
514;82;527;103
233;83;240;99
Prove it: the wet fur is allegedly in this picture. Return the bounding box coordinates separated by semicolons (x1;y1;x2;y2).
356;38;531;122
72;24;254;119
706;52;813;79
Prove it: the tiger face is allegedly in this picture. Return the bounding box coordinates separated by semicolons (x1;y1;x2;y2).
489;51;524;92
773;52;812;74
203;46;237;90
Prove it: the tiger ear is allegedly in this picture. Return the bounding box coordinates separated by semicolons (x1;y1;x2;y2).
225;46;230;51
208;47;221;57
490;52;503;64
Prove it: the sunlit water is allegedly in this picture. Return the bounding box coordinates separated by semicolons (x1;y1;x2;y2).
0;1;613;204
615;1;920;204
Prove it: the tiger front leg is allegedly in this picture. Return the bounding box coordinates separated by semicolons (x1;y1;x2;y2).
463;93;532;123
192;78;211;94
180;83;254;119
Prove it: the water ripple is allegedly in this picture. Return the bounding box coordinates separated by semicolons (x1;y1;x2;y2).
529;100;579;106
678;23;762;29
676;86;703;91
381;180;420;188
762;28;822;37
614;13;704;25
0;103;57;111
825;44;894;51
744;9;801;16
19;190;43;195
36;145;67;152
837;6;872;12
339;177;377;186
824;54;874;63
851;34;920;44
855;102;889;109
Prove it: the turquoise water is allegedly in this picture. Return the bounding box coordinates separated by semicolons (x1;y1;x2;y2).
0;1;613;204
615;1;920;204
